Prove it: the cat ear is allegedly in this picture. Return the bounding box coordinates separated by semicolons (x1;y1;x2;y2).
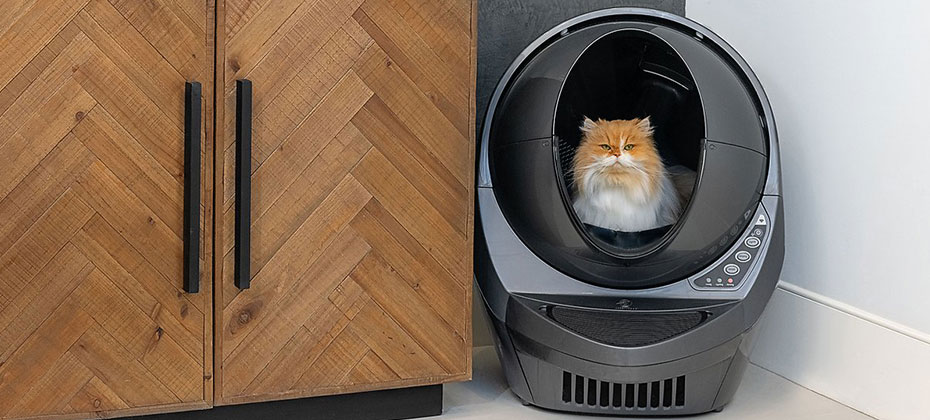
580;117;597;133
637;116;654;134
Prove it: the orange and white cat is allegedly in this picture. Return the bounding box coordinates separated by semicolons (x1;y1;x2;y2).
571;117;681;232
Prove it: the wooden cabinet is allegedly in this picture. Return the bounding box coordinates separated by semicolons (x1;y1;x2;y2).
0;0;473;418
215;0;475;405
0;0;214;418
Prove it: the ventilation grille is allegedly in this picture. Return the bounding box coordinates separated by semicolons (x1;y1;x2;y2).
549;307;706;347
561;371;686;410
556;135;577;196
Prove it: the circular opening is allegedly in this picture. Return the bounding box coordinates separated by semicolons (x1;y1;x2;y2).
482;13;771;290
554;29;705;258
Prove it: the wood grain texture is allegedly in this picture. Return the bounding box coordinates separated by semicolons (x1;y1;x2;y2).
0;1;214;419
216;0;476;404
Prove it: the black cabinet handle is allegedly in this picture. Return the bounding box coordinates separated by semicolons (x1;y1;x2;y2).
183;81;202;294
235;80;252;290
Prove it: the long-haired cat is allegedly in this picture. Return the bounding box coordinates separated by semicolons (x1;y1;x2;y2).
571;116;682;232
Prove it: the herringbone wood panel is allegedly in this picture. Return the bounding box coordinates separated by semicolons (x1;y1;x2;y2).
0;1;213;418
216;0;476;403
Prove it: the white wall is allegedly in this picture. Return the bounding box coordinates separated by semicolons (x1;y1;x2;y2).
689;0;930;333
687;1;930;418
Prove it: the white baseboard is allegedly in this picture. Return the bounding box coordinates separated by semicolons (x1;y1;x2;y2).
751;282;930;420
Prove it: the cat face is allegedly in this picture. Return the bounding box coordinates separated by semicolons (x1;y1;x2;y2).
572;117;664;194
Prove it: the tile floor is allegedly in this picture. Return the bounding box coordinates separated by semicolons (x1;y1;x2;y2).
442;346;874;419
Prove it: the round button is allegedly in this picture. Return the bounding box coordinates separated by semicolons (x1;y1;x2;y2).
735;251;752;263
753;228;764;236
745;236;761;249
724;264;740;276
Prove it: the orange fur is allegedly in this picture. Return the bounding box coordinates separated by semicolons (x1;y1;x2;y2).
572;117;663;196
570;116;682;231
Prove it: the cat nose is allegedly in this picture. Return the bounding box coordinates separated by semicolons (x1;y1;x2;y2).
612;152;622;157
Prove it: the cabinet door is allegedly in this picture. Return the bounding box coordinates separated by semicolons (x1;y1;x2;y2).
0;1;213;418
217;0;475;404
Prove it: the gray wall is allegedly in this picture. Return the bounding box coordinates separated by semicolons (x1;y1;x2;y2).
473;0;686;347
476;0;685;135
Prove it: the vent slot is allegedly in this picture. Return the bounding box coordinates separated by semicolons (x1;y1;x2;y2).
625;383;635;408
562;371;572;403
587;378;597;406
676;375;686;406
560;371;686;410
599;381;610;407
663;378;673;407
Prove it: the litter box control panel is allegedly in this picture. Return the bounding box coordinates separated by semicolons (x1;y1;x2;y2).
692;212;768;291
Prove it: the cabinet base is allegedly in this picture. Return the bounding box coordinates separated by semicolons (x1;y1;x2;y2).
128;385;442;420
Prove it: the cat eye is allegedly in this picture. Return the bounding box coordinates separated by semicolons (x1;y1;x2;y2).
623;144;635;151
599;144;611;151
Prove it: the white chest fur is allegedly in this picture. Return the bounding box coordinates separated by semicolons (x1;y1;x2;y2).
572;174;680;232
